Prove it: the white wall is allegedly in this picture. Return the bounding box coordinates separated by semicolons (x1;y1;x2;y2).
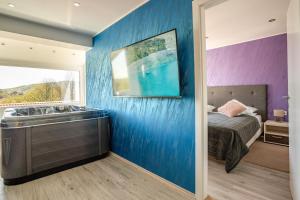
0;108;4;118
287;0;300;199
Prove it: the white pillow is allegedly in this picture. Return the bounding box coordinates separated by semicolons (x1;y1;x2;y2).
218;99;247;117
240;106;258;115
207;105;216;112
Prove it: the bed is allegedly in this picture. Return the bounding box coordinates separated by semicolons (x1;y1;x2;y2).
207;85;267;172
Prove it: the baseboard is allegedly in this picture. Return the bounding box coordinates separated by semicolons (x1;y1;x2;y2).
109;152;196;199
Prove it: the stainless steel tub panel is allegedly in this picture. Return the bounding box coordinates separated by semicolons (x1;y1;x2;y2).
31;119;100;173
1;128;27;179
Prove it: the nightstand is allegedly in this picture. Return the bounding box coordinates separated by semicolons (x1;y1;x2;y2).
264;120;289;146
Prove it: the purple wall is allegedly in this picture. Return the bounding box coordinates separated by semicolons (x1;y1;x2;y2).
207;34;288;120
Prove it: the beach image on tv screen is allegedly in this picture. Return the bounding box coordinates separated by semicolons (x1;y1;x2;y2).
110;30;180;97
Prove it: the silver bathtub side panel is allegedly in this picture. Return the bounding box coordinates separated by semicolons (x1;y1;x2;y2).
1;128;27;179
98;117;110;155
1;116;110;180
30;119;100;173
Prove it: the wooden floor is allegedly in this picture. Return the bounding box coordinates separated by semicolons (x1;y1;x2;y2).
0;155;292;200
244;141;289;172
208;159;292;200
0;155;194;200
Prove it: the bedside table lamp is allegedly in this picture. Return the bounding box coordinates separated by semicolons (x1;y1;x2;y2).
273;109;287;122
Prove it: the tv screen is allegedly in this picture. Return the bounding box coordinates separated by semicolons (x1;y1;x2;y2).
110;29;180;97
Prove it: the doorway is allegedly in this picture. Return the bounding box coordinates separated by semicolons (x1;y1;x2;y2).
193;0;292;199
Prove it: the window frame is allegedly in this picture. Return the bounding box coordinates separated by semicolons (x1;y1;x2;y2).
0;65;86;108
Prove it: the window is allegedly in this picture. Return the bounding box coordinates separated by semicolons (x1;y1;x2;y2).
0;66;80;106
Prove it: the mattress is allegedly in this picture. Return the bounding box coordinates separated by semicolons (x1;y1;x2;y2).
246;114;263;147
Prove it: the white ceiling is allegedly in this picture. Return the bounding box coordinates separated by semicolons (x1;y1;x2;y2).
205;0;291;49
0;0;149;70
0;0;148;36
0;0;291;68
0;36;85;70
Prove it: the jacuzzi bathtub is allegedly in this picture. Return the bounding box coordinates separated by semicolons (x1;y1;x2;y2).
1;105;107;127
0;105;110;185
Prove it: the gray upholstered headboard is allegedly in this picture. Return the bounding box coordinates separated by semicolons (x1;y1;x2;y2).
207;85;267;121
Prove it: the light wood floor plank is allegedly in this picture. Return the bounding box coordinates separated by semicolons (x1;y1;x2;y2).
208;160;292;200
0;156;195;200
0;155;292;200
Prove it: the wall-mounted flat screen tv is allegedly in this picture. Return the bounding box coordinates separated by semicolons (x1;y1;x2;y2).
110;29;180;97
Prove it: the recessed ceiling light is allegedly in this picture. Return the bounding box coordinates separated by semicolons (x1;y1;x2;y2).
73;2;80;7
8;3;15;8
268;18;276;23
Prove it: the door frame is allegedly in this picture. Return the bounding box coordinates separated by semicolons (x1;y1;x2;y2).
192;0;227;199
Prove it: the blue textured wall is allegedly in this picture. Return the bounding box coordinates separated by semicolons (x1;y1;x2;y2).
86;0;195;192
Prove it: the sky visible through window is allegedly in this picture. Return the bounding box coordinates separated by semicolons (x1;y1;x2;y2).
0;66;79;89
